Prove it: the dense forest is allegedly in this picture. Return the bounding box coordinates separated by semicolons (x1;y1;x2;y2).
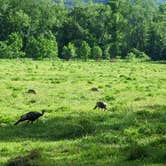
0;0;166;60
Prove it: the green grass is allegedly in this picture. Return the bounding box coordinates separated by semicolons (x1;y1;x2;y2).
0;59;165;166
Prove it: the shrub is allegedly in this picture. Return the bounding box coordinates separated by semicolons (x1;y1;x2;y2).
126;52;136;61
91;46;102;60
102;45;110;59
126;48;150;61
0;41;9;58
0;32;25;58
38;34;58;59
26;36;38;59
61;42;77;60
26;32;58;59
78;41;91;61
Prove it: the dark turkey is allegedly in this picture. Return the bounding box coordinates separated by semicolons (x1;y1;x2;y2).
26;89;37;94
93;101;107;111
90;87;99;92
14;110;45;125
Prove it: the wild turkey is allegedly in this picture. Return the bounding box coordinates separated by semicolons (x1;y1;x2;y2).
93;101;107;111
90;87;99;92
26;89;37;94
14;110;45;125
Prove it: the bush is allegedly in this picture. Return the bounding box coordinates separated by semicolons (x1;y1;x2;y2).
91;46;102;60
61;42;77;60
102;45;110;59
7;32;25;58
0;32;25;58
7;32;22;48
126;48;150;61
126;52;136;61
26;36;38;59
0;41;9;58
78;41;91;61
26;32;58;59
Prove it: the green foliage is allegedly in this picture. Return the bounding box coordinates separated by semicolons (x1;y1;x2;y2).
126;52;136;61
78;41;91;60
0;41;9;58
91;45;102;60
126;48;151;61
0;32;25;58
62;42;77;60
102;45;110;59
147;3;166;60
0;0;165;60
7;32;23;51
8;9;31;34
26;36;38;59
26;32;58;59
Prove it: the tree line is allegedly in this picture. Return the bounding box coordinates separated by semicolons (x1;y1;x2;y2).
0;0;165;60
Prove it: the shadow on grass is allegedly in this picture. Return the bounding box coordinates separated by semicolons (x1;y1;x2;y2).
0;115;97;141
0;104;165;142
0;110;132;142
121;136;166;164
141;104;166;111
138;104;166;122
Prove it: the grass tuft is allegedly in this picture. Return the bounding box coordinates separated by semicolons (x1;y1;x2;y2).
6;149;41;166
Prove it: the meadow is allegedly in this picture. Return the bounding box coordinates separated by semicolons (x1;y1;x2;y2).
0;59;165;166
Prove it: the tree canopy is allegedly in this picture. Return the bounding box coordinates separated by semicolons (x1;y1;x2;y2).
0;0;165;60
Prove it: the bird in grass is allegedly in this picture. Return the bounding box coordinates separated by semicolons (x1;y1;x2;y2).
93;101;107;111
90;87;99;92
14;110;45;125
26;89;37;94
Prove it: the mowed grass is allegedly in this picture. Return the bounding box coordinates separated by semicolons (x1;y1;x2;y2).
0;59;165;166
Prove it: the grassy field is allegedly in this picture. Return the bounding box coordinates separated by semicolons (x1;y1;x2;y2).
0;59;165;166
